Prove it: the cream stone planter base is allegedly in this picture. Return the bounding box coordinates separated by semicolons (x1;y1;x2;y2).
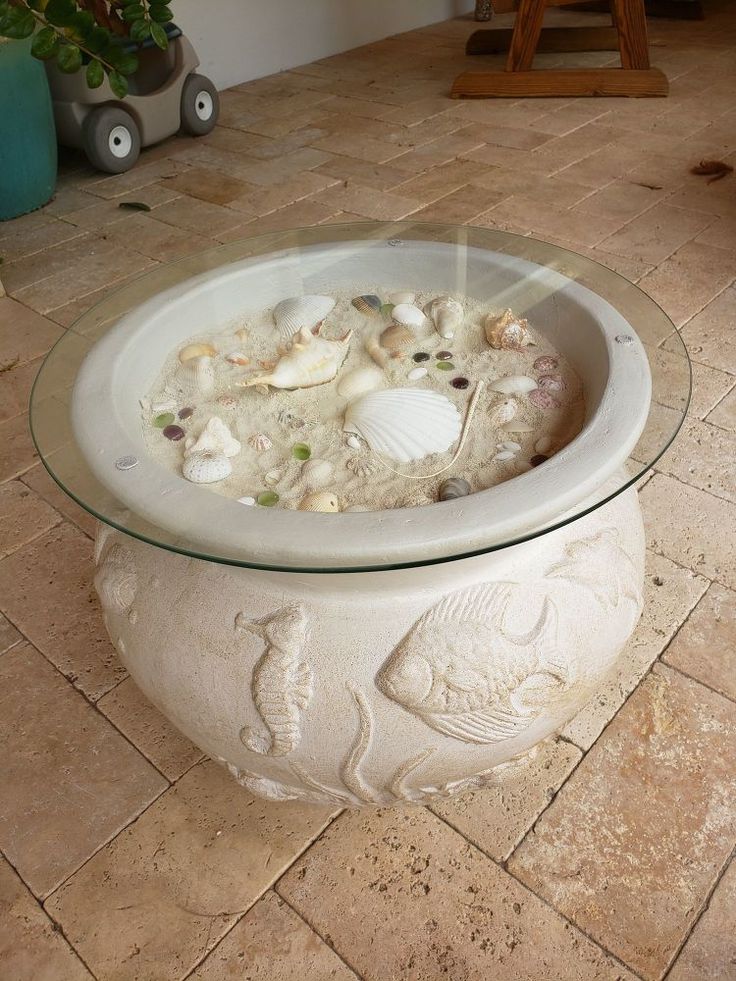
94;481;644;807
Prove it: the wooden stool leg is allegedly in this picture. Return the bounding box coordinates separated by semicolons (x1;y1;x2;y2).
611;0;651;69
506;0;547;72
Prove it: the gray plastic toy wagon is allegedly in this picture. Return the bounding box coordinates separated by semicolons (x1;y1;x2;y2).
46;25;219;174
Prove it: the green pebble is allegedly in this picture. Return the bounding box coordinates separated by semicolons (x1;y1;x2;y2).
435;361;455;371
257;491;279;507
292;442;311;461
153;412;175;428
380;302;394;318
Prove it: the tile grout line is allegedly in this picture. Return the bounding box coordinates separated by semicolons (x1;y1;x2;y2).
273;889;363;981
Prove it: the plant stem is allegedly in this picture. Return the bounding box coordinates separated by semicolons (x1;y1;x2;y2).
16;0;120;74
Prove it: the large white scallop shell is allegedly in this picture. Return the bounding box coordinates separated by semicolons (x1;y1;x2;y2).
343;388;462;464
489;375;538;395
182;451;232;484
184;416;241;458
336;365;384;401
273;295;335;344
425;296;463;340
176;355;215;397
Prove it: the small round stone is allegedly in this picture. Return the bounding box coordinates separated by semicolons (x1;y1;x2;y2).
615;334;634;345
115;455;138;471
178;407;194;420
257;491;279;507
533;355;558;373
237;496;256;506
153;412;175;428
292;442;311;461
412;351;430;363
451;376;469;390
436;361;455;371
162;424;185;441
436;350;453;361
530;454;548;467
380;303;395;319
408;366;428;381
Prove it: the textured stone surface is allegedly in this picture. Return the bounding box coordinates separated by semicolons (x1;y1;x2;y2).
0;480;60;559
192;890;358;980
278;806;635;981
0;857;92;981
668;861;736;981
0;644;166;898
46;761;334;981
663;582;736;701
511;666;736;979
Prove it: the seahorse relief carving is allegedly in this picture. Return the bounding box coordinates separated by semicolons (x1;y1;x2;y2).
93;543;138;614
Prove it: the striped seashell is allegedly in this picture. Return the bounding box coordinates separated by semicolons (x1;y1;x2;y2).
182;450;232;484
439;477;471;501
179;342;217;364
351;294;382;316
176;355;216;397
273;295;335;343
248;432;273;453
488;398;518;427
297;491;340;512
380;323;414;352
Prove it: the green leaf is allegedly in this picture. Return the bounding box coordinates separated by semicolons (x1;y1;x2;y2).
84;24;109;54
118;201;151;211
27;0;48;11
44;0;76;28
121;3;145;21
31;25;60;59
56;41;82;73
86;57;104;88
108;69;128;98
105;45;138;75
0;6;35;39
128;18;150;42
149;20;167;49
68;9;94;42
0;1;10;20
148;4;173;23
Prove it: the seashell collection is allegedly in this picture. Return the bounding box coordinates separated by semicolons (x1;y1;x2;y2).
143;285;584;510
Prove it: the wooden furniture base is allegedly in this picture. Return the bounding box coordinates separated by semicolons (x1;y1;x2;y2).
451;66;668;98
466;25;619;55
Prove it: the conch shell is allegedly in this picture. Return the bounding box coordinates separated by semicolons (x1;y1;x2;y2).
185;416;241;458
484;309;532;350
241;326;351;390
425;296;463;340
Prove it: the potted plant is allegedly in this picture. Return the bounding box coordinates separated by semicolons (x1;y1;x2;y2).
0;1;219;175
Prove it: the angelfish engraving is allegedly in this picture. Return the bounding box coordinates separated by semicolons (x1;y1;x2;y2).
235;604;312;756
376;584;567;744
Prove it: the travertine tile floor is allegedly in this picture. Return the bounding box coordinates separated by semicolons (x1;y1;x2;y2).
1;3;735;978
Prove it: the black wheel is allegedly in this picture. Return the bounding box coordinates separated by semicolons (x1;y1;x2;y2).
82;106;141;174
180;73;219;136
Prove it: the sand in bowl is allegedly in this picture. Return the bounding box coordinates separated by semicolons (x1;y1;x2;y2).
141;289;585;512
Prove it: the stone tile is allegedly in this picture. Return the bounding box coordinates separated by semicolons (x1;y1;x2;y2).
638;242;736;328
20;464;97;537
0;856;92;980
390;131;487;173
486;195;622;248
663;582;736;702
149;194;245;239
229;170;340;217
103;214;215;262
47;760;334;981
647;343;733;420
668;860;736;981
0;413;37;482
550;144;644;188
60;183;182;230
0;217;86;263
431;738;581;862
308;182;420;221
164;167;259;206
219;201;337;242
0;611;21;655
642;473;736;588
563;551;708;749
309;132;403;164
0;523;124;699
511;666;736;980
0;298;64;366
672;284;736;374
695;215;736;252
236;147;332;186
457;122;554;151
98;677;204;781
656;418;736;503
45;269;156;330
597;204;713;265
191;890;358;980
392;159;496;204
83;158;189;200
0;643;166;899
572;179;667;223
1;232;101;293
0;357;40;424
0;480;60;559
278;807;635;981
42;186;106;217
409;184;507;224
707;384;736;431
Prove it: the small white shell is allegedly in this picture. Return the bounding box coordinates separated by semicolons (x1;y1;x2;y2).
426;296;463;339
185;416;241;458
488;398;518;427
408;366;428;381
489;375;538;395
345;434;362;450
238;496;256;506
226;351;250;366
248;432;273;453
337;365;385;401
182;451;232;484
501;420;535;434
273;295;335;343
389;291;415;305
535;435;554;454
297;492;340;513
391;303;427;330
344;388;462;464
301;458;333;489
498;441;522;452
264;468;283;486
151;398;177;414
179;342;217;364
176;355;216;397
494;450;516;462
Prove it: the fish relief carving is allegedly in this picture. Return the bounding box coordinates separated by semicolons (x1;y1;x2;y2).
93;543;138;614
235;604;312;756
546;529;643;612
376;584;567;745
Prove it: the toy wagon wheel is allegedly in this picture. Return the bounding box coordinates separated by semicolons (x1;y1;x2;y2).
82;107;141;174
180;73;219;136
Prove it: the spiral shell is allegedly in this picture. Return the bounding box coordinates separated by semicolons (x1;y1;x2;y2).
182;450;232;484
273;295;335;343
488;398;518;427
426;296;463;340
346;455;379;477
176;355;216;397
336;365;385;401
297;491;340;512
179;342;217;364
484;309;531;350
439;477;471;501
380;323;414;352
248;432;273;453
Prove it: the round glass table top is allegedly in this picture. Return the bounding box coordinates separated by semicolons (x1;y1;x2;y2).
30;222;690;573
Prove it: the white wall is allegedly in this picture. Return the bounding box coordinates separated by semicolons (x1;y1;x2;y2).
175;0;474;90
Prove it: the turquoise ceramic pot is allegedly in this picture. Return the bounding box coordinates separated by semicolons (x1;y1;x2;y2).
0;37;57;221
